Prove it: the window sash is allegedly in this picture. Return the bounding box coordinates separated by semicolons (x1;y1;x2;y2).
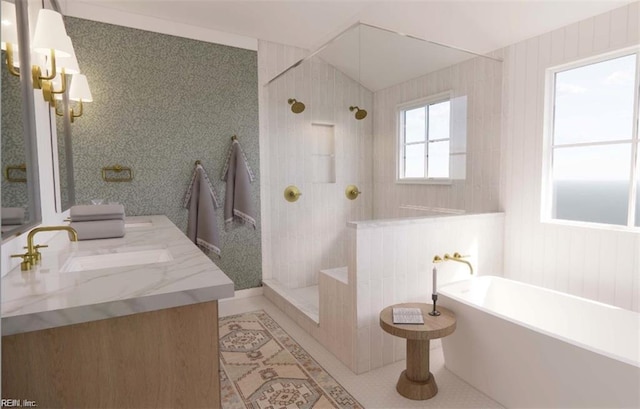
546;47;640;229
399;97;451;180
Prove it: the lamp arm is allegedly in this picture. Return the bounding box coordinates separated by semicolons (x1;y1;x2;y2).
5;43;20;77
71;99;83;123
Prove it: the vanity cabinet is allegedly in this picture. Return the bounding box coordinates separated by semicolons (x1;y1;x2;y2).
1;216;234;408
3;301;220;408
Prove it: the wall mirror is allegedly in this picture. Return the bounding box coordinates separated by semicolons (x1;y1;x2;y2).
1;0;41;240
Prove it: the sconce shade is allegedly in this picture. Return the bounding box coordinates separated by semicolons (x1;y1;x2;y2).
32;9;71;57
56;37;80;74
1;1;19;50
69;74;92;102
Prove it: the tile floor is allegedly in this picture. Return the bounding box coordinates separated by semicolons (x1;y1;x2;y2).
219;295;503;409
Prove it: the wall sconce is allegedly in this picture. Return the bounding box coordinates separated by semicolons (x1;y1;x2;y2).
1;1;20;77
55;73;92;122
31;9;73;91
288;98;305;113
349;106;367;120
42;37;80;103
68;74;92;123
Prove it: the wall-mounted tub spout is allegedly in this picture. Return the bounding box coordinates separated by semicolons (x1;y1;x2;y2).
444;252;473;275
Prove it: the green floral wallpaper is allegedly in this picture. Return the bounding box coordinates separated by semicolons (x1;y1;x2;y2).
1;52;27;211
65;17;261;290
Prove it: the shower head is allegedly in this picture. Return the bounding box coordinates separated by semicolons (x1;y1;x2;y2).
288;98;305;114
349;106;367;120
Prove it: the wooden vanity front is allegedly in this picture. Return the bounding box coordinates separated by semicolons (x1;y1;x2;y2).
3;301;221;408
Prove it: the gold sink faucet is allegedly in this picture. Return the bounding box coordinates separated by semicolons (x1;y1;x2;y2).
443;252;474;275
11;226;78;271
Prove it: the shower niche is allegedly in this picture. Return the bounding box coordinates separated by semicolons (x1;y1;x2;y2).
311;123;335;183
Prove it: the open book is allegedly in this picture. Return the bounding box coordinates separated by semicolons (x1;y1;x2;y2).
392;307;424;324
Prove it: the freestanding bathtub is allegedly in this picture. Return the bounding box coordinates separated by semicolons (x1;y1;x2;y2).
439;276;640;409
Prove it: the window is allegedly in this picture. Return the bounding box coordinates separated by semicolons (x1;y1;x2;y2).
398;93;451;182
545;48;640;227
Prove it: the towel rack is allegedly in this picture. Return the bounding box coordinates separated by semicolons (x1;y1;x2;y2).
195;160;201;166
4;163;27;183
231;135;237;141
102;165;133;182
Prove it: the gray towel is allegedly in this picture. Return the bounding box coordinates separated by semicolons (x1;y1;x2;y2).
221;140;256;230
70;220;125;240
2;207;25;225
70;204;125;222
183;164;221;256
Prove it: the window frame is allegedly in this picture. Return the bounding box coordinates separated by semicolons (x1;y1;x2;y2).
541;46;640;230
396;91;453;185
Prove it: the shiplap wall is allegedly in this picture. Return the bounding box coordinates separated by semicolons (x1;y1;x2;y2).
351;213;504;373
501;2;640;312
259;40;373;288
373;55;503;218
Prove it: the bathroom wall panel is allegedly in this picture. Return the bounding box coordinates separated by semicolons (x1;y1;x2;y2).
259;40;373;289
501;2;640;312
350;213;505;373
65;17;261;290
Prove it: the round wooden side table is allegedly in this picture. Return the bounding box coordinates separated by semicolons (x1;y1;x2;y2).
379;303;456;400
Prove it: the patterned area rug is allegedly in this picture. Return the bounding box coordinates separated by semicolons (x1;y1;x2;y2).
219;310;363;409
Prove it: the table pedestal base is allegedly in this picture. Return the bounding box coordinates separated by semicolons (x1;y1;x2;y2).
396;370;438;400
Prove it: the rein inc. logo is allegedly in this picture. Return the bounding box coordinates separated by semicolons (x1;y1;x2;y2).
1;400;37;407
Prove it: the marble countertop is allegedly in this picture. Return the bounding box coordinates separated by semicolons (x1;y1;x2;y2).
1;215;234;335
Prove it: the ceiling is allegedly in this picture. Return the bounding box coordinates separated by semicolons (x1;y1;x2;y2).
61;0;632;55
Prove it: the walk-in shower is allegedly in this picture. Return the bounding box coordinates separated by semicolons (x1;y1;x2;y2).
260;22;503;373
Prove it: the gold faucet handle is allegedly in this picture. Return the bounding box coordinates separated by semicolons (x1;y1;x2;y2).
433;255;444;263
11;253;32;271
23;244;48;262
452;252;470;259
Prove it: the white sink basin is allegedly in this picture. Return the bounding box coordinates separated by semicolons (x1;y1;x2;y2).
60;249;173;273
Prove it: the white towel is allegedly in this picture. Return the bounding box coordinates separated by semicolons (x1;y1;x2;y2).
1;207;25;225
183;164;221;256
70;204;125;222
221;139;256;230
70;220;125;240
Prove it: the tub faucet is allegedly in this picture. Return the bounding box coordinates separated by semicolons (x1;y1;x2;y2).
444;252;474;275
11;226;78;271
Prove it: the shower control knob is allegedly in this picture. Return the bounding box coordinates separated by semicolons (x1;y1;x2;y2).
345;185;361;200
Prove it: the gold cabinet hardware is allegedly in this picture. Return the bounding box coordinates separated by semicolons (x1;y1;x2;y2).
5;163;27;183
345;185;361;200
102;165;133;182
11;253;32;271
284;185;302;202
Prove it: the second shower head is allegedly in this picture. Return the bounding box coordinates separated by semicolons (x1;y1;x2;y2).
288;98;306;114
349;106;367;120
